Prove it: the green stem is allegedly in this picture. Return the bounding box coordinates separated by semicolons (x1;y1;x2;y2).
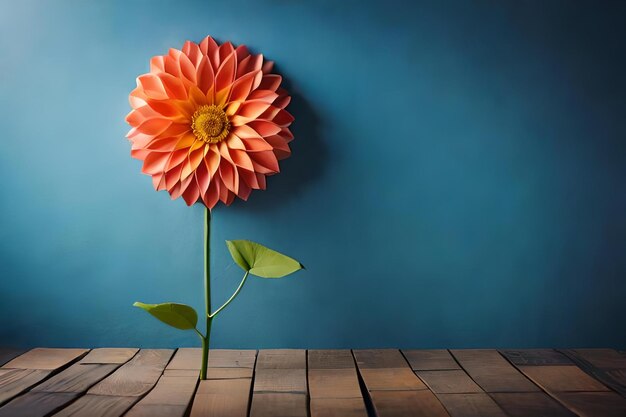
209;271;249;318
200;208;212;380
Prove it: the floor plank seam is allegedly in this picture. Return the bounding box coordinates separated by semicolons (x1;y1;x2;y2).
350;350;384;417
496;349;585;416
557;348;626;398
47;349;140;417
305;349;311;417
0;348;91;408
246;349;258;417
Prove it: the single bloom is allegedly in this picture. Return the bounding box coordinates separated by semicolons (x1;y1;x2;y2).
125;36;294;208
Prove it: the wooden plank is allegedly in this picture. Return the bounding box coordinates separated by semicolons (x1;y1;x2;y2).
0;349;25;367
309;369;362;398
191;378;252;417
402;350;461;371
247;350;307;417
125;373;198;417
560;349;626;397
0;369;50;405
254;368;307;393
490;392;576;417
360;368;427;391
0;358;127;417
309;350;355;369
369;390;450;417
354;349;440;416
32;364;118;393
187;349;256;417
166;348;256;370
518;365;609;392
0;392;79;417
255;349;305;369
437;393;506;417
310;397;368;417
52;349;173;417
552;391;626;417
308;350;368;417
500;349;573;366
87;349;173;397
166;348;255;379
450;350;539;392
416;370;483;394
0;348;88;406
561;349;626;369
80;348;138;364
205;367;252;379
53;394;137;417
250;393;308;417
354;349;427;391
353;349;410;369
2;348;88;370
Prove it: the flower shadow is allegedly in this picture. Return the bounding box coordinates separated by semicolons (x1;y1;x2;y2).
228;73;328;212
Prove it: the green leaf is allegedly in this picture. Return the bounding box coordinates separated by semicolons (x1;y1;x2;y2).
133;302;198;330
226;240;304;278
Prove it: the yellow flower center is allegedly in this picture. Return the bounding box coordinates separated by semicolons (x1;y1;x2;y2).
191;105;230;144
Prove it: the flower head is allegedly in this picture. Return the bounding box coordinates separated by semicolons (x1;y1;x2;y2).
125;36;294;208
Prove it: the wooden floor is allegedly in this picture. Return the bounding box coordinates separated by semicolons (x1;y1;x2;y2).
0;348;624;416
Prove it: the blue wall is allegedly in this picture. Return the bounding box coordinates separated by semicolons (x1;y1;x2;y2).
1;0;625;349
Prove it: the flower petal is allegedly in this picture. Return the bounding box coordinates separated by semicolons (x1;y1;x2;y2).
137;74;169;100
248;120;281;137
196;56;214;95
214;51;237;106
200;36;220;69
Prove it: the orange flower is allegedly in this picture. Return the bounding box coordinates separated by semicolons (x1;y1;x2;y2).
125;36;294;208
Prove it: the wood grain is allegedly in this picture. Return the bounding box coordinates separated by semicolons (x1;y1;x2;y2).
518;365;609;392
0;363;120;417
0;347;624;416
0;348;89;406
416;370;483;394
0;369;51;405
255;349;305;369
436;393;507;417
126;372;198;417
309;350;355;369
249;393;308;417
489;392;576;417
32;364;118;393
309;369;363;398
50;349;174;417
308;350;367;417
0;392;79;417
353;349;410;369
87;349;173;397
402;350;461;371
53;394;137;417
166;348;256;370
354;349;427;391
500;349;573;366
552;391;626;417
254;368;307;393
561;349;626;369
190;378;252;417
369;390;450;417
80;348;138;364
450;350;539;392
2;348;88;370
310;397;368;417
560;348;626;397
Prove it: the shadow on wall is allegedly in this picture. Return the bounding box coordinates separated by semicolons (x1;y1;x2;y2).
229;70;328;212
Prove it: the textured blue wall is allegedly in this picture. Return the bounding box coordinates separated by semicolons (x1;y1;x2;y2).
1;1;625;349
